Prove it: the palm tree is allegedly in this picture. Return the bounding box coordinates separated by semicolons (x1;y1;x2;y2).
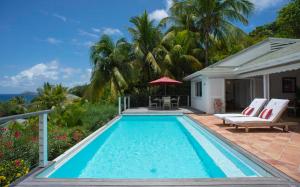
89;35;133;101
169;0;254;66
160;30;203;79
9;96;25;105
33;83;67;109
128;11;162;84
160;0;197;33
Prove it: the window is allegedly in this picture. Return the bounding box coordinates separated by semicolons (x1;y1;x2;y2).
195;81;202;97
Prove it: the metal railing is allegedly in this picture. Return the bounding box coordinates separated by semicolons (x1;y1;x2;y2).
118;96;130;114
0;110;52;167
117;95;190;113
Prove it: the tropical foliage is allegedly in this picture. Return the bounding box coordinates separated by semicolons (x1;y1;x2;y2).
0;83;117;186
0;97;26;117
32;83;67;110
249;0;300;41
129;11;163;84
88;0;257;101
89;35;134;101
167;0;254;66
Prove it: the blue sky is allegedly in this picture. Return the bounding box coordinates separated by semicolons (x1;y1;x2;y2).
0;0;290;94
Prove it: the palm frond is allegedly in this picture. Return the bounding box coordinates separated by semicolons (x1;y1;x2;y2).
146;52;161;74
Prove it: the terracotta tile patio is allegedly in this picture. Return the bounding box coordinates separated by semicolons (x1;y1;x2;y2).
189;114;300;182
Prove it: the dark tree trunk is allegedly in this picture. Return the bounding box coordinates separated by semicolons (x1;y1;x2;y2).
204;31;209;67
147;58;151;95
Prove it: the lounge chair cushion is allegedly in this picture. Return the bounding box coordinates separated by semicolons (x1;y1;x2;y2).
248;98;268;117
214;98;267;120
214;113;246;120
226;116;270;124
242;107;254;116
225;99;290;124
263;99;289;122
259;108;273;119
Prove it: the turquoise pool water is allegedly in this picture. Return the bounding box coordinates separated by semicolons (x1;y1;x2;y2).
40;115;270;178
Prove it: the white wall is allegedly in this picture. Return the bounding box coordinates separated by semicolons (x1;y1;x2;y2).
207;78;225;113
190;76;225;114
191;76;209;113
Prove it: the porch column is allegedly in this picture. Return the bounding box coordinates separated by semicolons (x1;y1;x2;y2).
263;74;270;100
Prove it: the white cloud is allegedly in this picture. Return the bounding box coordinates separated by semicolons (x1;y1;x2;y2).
92;28;101;33
78;29;98;38
71;38;94;48
102;27;123;36
80;68;92;82
1;60;60;87
149;0;172;21
46;37;62;45
0;60;90;92
250;0;284;11
61;67;80;79
91;27;123;36
149;9;168;21
68;68;92;87
53;13;67;22
166;0;173;10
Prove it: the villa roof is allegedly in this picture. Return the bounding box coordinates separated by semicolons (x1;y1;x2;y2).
184;38;300;80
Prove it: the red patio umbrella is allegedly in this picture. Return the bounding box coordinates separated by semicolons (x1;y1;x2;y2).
149;76;182;95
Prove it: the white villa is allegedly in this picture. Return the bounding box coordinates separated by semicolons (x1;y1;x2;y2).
184;38;300;114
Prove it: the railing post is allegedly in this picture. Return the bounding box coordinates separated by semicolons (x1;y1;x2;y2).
128;96;130;109
39;113;48;167
118;97;121;114
124;96;127;110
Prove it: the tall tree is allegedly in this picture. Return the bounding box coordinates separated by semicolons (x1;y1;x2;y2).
160;30;203;79
276;0;300;38
89;35;133;101
169;0;254;67
128;11;162;84
33;83;67;109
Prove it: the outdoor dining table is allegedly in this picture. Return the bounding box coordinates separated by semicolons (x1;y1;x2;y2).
153;97;178;109
153;98;162;108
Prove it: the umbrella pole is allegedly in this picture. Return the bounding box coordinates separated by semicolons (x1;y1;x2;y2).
164;84;166;96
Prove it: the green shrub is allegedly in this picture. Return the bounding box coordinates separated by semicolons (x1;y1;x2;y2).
48;127;71;160
81;103;117;131
49;102;86;127
0;159;30;186
0;101;117;186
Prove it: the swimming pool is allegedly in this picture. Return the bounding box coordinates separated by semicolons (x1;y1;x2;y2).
38;115;271;179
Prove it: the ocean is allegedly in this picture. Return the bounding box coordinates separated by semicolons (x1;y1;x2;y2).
0;94;36;103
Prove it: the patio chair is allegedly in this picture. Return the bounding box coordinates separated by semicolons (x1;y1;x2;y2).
171;96;180;109
148;96;158;109
214;98;267;125
225;99;299;132
162;97;171;109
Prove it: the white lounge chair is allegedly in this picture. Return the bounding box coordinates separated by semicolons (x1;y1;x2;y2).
225;99;298;132
214;98;267;124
